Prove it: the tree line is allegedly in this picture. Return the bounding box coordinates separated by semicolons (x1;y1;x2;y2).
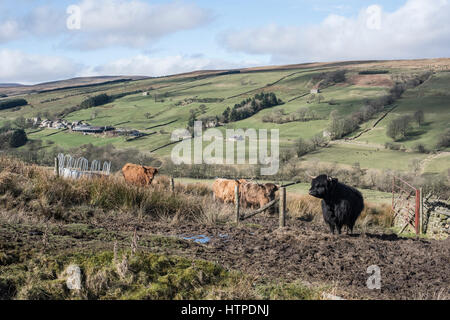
386;111;449;152
0;98;28;111
221;92;283;123
294;134;329;157
187;92;283;129
327;72;433;140
312;70;347;88
386;110;424;141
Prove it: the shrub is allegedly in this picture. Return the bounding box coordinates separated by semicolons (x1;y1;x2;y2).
385;142;401;150
414;110;425;126
0;128;28;149
312;70;347;87
413;143;428;154
387;115;412;141
295;138;313;157
421;175;450;199
436;129;450;149
9;129;27;148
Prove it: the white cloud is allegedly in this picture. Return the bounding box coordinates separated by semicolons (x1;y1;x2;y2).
0;49;79;84
0;5;66;44
25;5;67;36
0;20;22;42
83;54;259;77
74;0;212;49
0;0;213;49
220;0;450;63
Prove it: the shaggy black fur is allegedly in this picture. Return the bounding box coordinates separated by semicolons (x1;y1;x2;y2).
309;175;364;234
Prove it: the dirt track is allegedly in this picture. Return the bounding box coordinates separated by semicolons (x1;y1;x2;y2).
132;216;450;300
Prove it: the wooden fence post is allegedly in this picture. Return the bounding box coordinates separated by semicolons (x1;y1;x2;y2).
55;157;59;177
419;187;423;234
170;177;175;193
415;188;420;235
279;187;286;228
235;185;240;224
391;177;395;210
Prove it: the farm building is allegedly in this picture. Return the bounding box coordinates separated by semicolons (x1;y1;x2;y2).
32;117;41;126
72;125;114;134
38;118;70;129
205;120;218;128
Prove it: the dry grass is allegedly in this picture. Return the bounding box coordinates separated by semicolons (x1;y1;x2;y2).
286;193;394;230
286;194;322;222
413;288;449;300
0;156;236;225
0;156;394;230
0;157;198;222
357;202;393;230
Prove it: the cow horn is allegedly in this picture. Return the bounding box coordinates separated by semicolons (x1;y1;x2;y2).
306;171;317;179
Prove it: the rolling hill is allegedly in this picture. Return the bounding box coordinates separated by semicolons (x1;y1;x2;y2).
0;58;449;175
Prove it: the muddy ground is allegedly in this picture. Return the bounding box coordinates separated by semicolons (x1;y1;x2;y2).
138;217;450;300
1;213;449;300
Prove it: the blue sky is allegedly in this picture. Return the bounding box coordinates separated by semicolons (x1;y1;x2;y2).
1;0;449;84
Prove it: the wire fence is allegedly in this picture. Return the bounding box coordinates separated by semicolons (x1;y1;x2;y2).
56;153;112;180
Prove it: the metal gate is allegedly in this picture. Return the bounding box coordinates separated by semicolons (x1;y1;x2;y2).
392;176;422;235
56;153;112;180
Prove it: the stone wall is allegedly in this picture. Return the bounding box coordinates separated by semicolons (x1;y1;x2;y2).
422;199;450;239
393;197;449;239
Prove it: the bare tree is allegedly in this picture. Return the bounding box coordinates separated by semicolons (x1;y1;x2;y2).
414;110;425;126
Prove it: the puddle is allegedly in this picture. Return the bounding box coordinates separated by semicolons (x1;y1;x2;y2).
183;233;229;244
183;235;211;244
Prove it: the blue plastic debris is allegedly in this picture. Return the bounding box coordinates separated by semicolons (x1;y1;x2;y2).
183;235;211;244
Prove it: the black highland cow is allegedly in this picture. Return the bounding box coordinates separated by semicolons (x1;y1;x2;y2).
308;175;364;234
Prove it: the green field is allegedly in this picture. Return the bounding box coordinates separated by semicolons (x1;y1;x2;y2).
303;143;429;171
1;59;449;174
422;153;450;174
